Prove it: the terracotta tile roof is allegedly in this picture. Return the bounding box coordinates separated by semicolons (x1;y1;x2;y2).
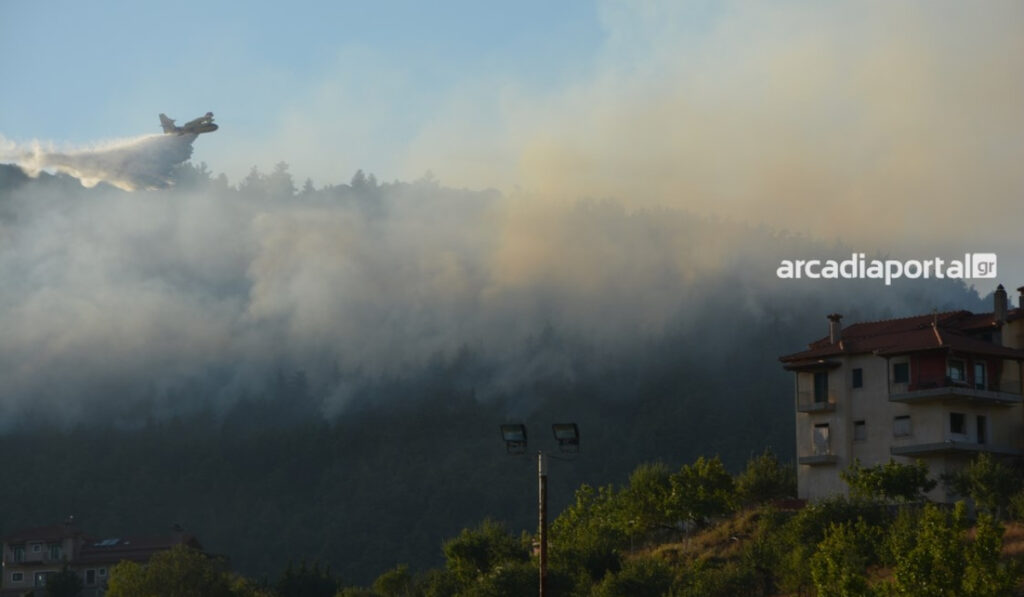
781;307;1024;362
957;312;1000;331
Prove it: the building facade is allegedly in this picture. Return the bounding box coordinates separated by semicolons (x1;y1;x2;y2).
780;284;1024;501
1;520;201;597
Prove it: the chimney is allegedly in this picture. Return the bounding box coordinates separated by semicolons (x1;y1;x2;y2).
994;284;1007;324
827;313;843;344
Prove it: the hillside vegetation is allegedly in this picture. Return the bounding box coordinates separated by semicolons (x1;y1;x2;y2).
95;452;1024;597
326;452;1024;596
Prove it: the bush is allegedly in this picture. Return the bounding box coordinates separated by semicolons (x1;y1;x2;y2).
666;456;736;526
772;497;886;594
372;564;414;597
592;557;675;597
810;520;876;597
841;459;936;503
1011;490;1024;521
549;484;627;582
736;448;796;505
677;557;760;597
106;545;235;597
961;514;1021;597
944;453;1023;519
885;503;965;595
622;463;674;534
442;519;529;584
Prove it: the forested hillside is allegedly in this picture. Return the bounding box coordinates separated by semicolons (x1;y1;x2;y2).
0;163;991;584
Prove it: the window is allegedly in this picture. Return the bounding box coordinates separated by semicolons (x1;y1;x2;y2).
854;420;867;441
893;415;912;437
99;568;107;578
32;543;41;553
34;571;51;587
13;545;25;562
949;359;966;383
11;572;24;583
852;368;863;389
813;371;829;403
47;543;62;560
977;415;988;444
950;412;966;435
974;362;987;390
86;569;96;585
893;362;910;384
813;423;831;455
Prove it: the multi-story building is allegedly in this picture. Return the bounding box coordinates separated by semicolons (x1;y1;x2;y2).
1;519;201;597
780;284;1024;501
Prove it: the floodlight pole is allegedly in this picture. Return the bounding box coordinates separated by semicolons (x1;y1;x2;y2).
502;422;577;597
538;450;548;597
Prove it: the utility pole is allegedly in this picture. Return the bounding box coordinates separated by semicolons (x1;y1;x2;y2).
499;423;579;597
538;451;548;597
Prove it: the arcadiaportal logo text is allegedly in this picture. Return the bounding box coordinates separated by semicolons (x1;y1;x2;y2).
776;253;997;286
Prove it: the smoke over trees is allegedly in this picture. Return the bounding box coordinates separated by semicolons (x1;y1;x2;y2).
0;161;986;426
0;161;990;582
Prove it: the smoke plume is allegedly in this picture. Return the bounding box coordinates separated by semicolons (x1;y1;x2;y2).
0;164;988;426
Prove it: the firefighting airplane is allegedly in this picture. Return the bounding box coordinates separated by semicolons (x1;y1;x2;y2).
159;112;218;135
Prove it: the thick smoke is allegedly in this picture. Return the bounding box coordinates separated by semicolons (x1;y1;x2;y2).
399;2;1024;281
0;133;196;190
0;164;988;426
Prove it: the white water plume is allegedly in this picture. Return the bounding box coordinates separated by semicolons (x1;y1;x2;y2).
0;133;196;191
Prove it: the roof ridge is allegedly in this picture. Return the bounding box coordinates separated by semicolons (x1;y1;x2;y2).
843;309;970;328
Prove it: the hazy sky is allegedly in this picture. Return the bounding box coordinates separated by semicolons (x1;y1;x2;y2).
0;0;610;182
2;1;1023;278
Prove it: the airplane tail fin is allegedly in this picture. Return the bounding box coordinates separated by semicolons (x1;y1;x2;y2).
159;113;176;133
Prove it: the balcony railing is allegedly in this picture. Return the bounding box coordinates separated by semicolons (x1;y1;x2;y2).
889;377;1022;406
890;441;1024;457
796;390;836;413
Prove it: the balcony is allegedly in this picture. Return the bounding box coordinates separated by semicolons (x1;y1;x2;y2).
889;377;1022;406
796;390;836;413
890;441;1023;457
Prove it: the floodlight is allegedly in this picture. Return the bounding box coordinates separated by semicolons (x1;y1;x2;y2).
552;423;579;453
501;423;528;454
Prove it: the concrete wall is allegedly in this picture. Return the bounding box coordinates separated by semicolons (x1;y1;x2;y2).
793;348;1024;502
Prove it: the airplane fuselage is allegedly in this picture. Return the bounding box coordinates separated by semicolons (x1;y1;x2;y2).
159;113;218;136
176;123;218;135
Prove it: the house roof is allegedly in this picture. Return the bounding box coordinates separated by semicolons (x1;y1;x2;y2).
3;524;202;567
2;524;80;544
780;307;1024;362
73;534;202;565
